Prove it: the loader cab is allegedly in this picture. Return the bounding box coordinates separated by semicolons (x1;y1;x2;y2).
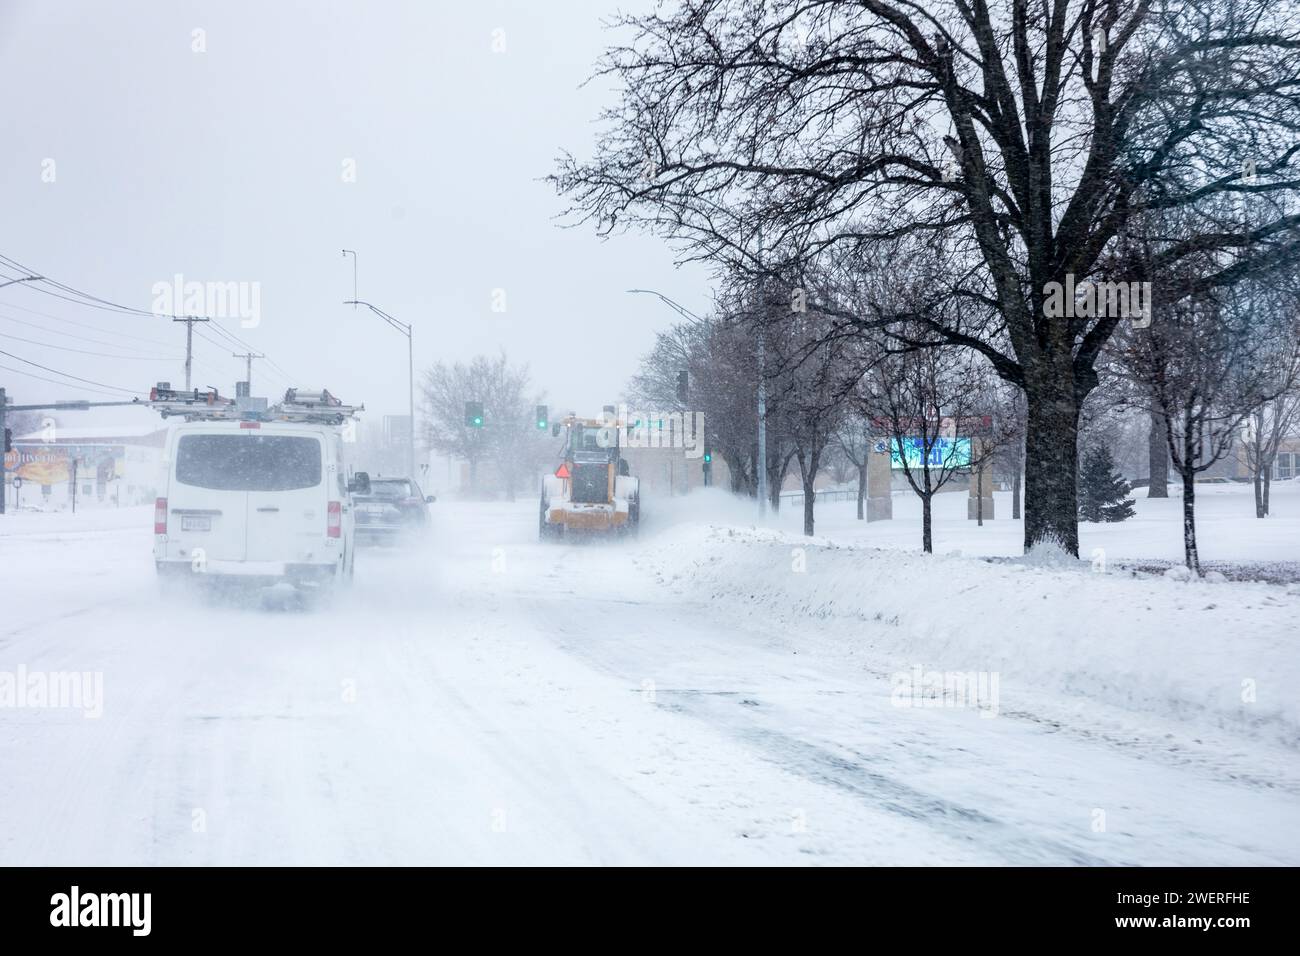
567;423;618;463
563;422;618;505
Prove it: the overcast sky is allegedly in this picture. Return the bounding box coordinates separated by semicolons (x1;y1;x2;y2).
0;0;712;426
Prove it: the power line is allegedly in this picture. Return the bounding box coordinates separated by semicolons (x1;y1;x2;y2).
0;311;182;358
0;347;143;395
192;327;288;389
0;300;193;349
0;362;132;398
0;329;182;361
0;253;302;386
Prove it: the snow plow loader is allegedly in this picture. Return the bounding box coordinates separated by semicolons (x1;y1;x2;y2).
539;413;640;540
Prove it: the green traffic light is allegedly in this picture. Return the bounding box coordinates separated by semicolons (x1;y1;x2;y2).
704;452;712;463
474;417;483;426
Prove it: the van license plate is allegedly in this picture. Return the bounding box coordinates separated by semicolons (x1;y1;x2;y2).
182;515;211;532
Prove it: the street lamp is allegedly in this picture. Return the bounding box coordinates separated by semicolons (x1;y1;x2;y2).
345;299;415;480
627;287;767;515
0;275;42;290
341;251;357;307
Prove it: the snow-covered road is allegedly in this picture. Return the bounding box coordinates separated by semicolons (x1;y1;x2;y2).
1;499;1297;865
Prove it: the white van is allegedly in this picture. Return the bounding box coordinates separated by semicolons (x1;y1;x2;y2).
154;418;369;590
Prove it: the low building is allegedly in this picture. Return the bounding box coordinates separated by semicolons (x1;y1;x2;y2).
4;424;167;509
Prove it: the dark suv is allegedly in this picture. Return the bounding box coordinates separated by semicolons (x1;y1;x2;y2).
352;476;433;545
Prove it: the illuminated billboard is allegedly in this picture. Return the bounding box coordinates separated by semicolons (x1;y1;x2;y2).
889;437;972;470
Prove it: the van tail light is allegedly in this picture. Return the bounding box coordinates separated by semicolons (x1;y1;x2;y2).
327;500;342;538
154;498;168;534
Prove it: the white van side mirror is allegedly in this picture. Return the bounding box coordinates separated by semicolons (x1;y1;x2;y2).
349;472;371;496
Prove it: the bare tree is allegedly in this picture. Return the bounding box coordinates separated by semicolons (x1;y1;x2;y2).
769;308;854;535
864;341;989;553
629;312;763;495
836;411;876;521
1117;281;1291;572
1244;391;1300;516
419;352;546;499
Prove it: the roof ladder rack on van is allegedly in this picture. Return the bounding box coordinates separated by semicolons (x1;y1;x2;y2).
146;383;240;420
271;388;363;425
143;382;363;425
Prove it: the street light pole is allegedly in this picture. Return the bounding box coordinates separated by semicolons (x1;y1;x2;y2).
345;299;415;479
757;333;768;517
341;250;357;308
755;226;768;518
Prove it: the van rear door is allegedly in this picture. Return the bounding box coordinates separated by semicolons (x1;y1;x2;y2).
171;429;252;563
242;429;327;564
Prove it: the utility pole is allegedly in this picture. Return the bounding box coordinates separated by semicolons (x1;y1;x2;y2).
172;316;209;390
232;351;264;391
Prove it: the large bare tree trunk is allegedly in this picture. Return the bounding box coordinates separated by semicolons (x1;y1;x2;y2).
795;448;820;536
856;463;867;520
1264;470;1272;516
1254;467;1265;517
1147;410;1169;498
1022;387;1082;555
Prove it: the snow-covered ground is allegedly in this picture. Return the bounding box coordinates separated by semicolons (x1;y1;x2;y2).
0;485;1297;865
767;477;1300;566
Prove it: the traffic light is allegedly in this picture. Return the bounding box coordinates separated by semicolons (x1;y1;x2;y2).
676;370;689;403
465;401;484;428
535;405;548;430
702;444;713;486
3;427;10;454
